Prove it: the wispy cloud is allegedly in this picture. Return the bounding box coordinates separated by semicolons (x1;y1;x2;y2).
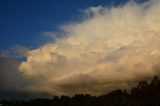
2;0;160;96
19;0;160;96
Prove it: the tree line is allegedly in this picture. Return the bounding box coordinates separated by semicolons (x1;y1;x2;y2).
1;76;160;106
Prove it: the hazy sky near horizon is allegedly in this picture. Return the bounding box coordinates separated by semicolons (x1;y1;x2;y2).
1;0;160;99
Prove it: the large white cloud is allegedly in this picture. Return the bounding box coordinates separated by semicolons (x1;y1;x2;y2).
19;0;160;96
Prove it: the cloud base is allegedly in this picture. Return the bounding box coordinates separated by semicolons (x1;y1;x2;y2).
19;0;160;96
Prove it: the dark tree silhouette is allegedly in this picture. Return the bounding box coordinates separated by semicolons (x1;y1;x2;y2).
1;76;160;106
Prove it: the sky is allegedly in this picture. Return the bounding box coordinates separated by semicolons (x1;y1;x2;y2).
0;0;129;50
1;0;160;100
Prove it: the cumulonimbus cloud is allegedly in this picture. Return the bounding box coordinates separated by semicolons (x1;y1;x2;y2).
19;0;160;96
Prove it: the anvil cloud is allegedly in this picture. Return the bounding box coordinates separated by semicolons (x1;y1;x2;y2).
19;0;160;96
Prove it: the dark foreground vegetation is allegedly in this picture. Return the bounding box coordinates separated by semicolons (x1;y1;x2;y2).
1;76;160;106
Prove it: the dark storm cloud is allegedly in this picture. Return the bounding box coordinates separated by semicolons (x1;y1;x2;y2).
0;54;51;99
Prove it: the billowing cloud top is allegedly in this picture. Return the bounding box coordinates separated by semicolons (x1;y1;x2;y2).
19;0;160;96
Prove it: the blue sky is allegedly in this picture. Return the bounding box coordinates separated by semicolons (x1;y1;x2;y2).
0;0;147;51
0;0;129;51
